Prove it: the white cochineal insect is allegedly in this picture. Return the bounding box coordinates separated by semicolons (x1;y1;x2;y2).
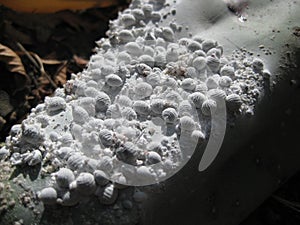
133;101;151;115
188;92;207;109
162;108;178;123
45;96;66;114
54;168;75;189
226;94;243;111
95;92;111;112
37;187;58;205
69;172;96;195
201;99;217;116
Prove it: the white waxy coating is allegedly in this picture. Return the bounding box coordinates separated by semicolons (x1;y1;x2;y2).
162;27;174;41
220;65;235;78
45;96;66;113
93;170;109;186
121;14;136;27
70;172;96;195
139;55;155;67
133;101;151;115
134;82;153;99
191;130;206;142
146;72;161;87
201;39;217;52
193;57;207;71
206;56;220;73
206;76;219;89
180;116;196;131
207;89;226;102
5;0;269;211
22;124;44;145
162;108;178;123
166;48;179;63
219;76;232;87
95;92;111;112
132;8;145;20
207;48;222;59
201;99;217;116
84;87;100;98
146;151;162;165
99;184;118;205
125;42;142;56
99;129;114;147
121;107;137;120
25;150;42;166
150;99;165;114
252;58;264;72
55;168;75;188
117;51;132;64
178;100;193;117
181;78;196;91
38;187;57;205
116;142;138;164
106;104;121;119
188;41;202;52
115;95;132;107
142;3;153;15
118;30;135;43
67;153;86;170
226;94;243;111
143;46;155;57
188;92;207;108
106;74;123;87
72;106;89;124
151;12;162;23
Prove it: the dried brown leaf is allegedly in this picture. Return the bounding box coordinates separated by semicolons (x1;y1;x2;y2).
54;64;67;86
73;55;88;68
41;58;63;65
0;43;27;77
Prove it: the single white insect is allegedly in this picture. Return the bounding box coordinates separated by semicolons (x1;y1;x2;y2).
219;76;232;87
98;183;119;205
93;170;109;186
95;92;111;112
45;96;66;114
37;187;57;205
201;99;217;116
55;168;75;188
188;92;207;109
133;100;151;115
193;56;207;71
99;129;114;147
121;14;136;27
201;39;217;52
206;55;220;73
188;41;202;52
70;172;96;195
220;65;235;78
118;30;135;43
116;142;139;164
162;108;178;123
105;74;123;87
181;78;196;91
180;116;196;131
226;94;243;111
72;105;89;124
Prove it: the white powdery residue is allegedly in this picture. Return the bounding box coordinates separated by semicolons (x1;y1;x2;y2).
5;0;270;223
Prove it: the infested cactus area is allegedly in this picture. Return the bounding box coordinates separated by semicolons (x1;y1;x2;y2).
1;0;299;224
